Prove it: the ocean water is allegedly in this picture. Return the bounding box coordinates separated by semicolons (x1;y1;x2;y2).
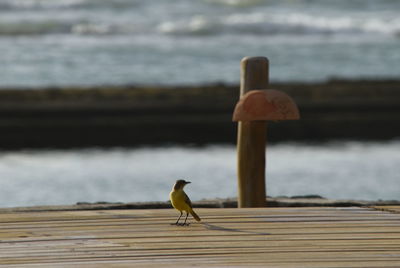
0;0;399;87
1;140;399;208
1;1;399;208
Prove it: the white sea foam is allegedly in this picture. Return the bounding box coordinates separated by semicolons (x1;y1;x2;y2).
2;1;399;37
0;0;88;9
205;0;263;7
0;0;399;86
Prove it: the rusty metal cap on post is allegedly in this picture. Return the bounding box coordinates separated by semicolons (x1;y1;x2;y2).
233;89;300;121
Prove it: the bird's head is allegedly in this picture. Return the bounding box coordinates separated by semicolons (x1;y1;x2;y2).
173;179;191;190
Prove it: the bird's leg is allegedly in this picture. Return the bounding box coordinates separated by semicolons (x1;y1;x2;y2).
183;212;190;226
173;211;183;225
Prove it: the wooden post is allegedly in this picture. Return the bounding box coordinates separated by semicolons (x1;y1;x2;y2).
237;57;269;208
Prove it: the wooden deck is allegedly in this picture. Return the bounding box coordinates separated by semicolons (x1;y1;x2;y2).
1;206;400;267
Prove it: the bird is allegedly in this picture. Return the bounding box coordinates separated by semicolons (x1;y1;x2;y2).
169;179;201;226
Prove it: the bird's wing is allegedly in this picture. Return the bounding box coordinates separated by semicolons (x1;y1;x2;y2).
184;192;193;208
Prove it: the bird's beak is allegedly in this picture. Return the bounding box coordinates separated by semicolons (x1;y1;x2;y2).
185;181;191;184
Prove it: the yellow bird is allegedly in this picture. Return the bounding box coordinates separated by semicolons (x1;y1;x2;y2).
169;179;201;225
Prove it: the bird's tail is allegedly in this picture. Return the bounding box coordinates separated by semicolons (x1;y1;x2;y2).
190;209;201;222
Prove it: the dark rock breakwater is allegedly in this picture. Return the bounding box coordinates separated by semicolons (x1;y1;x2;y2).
0;79;399;149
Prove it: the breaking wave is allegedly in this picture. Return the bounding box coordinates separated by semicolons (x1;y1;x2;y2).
1;0;399;38
0;21;140;36
157;13;400;37
0;0;399;86
0;0;137;10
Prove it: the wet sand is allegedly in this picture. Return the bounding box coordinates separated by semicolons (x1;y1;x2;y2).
0;79;399;149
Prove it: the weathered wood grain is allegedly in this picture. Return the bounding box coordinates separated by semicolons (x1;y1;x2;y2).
1;207;400;267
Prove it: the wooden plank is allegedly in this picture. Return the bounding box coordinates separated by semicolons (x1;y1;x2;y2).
373;206;400;214
1;207;400;267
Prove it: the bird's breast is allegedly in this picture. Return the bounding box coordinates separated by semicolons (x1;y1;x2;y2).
170;190;190;211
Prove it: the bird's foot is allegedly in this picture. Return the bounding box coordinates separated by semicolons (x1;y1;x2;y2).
172;223;190;226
